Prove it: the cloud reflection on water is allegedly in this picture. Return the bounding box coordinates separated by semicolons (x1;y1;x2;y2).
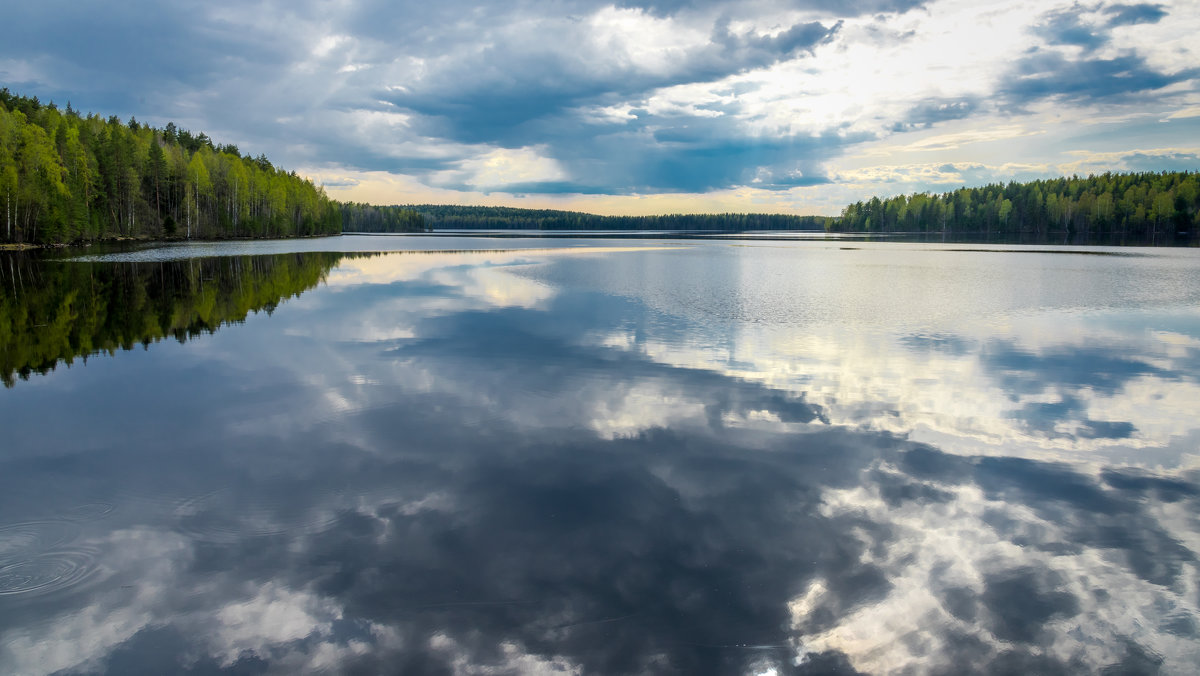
1;243;1199;674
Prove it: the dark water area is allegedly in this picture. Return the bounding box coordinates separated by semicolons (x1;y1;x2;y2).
2;237;1200;675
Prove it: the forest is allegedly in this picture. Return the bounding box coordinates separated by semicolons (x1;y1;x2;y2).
399;204;832;231
3;89;1197;244
0;251;356;386
349;174;1199;242
0;89;342;244
340;202;428;233
832;171;1199;242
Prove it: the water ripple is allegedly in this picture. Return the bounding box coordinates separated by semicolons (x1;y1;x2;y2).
172;488;345;543
0;548;101;597
62;502;116;522
0;520;80;566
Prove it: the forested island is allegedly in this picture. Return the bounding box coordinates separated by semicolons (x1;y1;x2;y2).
386;173;1198;241
832;172;1199;243
356;174;1198;243
339;202;428;233
0;251;358;386
381;205;831;231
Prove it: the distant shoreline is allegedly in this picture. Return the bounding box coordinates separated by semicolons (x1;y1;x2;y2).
344;230;1197;247
5;229;1197;252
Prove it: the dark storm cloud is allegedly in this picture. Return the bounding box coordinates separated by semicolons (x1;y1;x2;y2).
380;18;841;143
3;0;1195;197
0;1;289;116
998;3;1192;112
1035;7;1111;50
364;7;848;192
617;0;929;18
891;98;980;132
1033;2;1169;53
0;0;868;196
1105;2;1169;26
710;16;842;63
1001;51;1197;107
570;132;844;193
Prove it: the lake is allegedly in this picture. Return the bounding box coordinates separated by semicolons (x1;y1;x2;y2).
2;236;1200;674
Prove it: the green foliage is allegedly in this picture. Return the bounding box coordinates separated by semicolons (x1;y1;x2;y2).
403;204;833;231
6;89;1194;244
0;251;356;386
0;88;342;244
340;203;427;233
832;172;1200;243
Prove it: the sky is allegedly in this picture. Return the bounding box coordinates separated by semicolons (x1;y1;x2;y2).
2;0;1199;215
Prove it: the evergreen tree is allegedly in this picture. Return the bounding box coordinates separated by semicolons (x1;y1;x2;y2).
0;89;342;244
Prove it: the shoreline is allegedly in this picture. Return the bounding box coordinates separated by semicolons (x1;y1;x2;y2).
0;232;343;251
4;229;1196;250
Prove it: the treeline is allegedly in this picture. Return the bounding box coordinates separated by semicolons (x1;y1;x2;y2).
341;202;427;233
0;251;356;386
405;204;831;231
833;171;1199;242
0;89;341;245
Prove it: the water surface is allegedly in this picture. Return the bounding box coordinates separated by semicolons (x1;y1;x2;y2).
2;237;1199;674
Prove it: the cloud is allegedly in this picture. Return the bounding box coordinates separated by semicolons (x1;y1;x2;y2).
2;0;1199;207
432;146;571;191
891;98;981;132
4;247;1200;673
1002;52;1196;107
1031;2;1171;53
1105;2;1169;27
1120;150;1200;172
1034;6;1111;50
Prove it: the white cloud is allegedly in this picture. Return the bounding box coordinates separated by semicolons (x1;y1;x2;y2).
586;6;707;76
794;476;1200;674
6;0;1199;213
441;146;571;190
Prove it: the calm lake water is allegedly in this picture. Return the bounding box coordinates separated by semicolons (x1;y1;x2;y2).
2;236;1200;675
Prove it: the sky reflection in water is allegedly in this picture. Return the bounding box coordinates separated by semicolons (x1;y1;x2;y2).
2;239;1200;675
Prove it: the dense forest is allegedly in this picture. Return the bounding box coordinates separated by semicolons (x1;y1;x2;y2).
4;89;1198;244
0;251;356;386
0;89;341;245
352;172;1199;242
340;202;427;233
832;171;1199;242
398;204;832;231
